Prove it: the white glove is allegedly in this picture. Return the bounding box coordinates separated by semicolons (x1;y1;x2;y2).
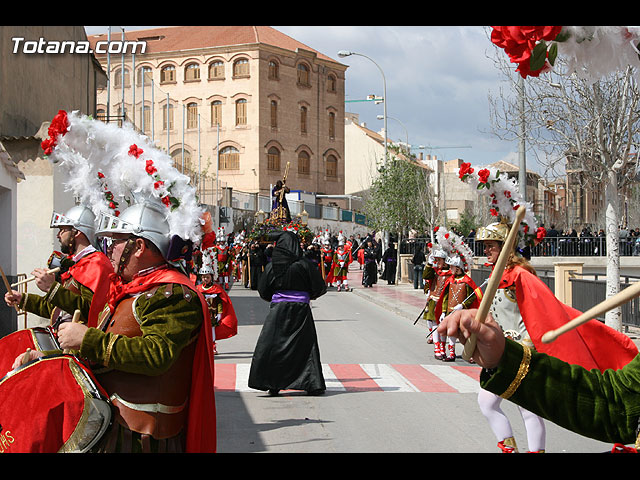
438;312;445;323
340;262;344;267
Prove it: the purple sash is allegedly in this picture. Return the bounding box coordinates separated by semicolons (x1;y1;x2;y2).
271;290;310;304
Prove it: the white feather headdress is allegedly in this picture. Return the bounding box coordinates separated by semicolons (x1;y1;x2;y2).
458;162;538;249
434;226;474;271
41;110;204;244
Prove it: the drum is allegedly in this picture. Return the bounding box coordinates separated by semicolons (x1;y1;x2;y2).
0;355;112;453
0;327;59;378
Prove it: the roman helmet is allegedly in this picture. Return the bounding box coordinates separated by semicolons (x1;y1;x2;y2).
50;205;97;244
475;221;510;243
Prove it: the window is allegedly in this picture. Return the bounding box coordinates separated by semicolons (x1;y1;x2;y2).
297;63;310;86
268;60;279;79
298;151;310;175
160;65;176;83
235;99;247;126
140;105;151;133
267;147;280;171
326;155;337;177
113;67;130;88
327;73;337;93
233;58;249;77
328;112;336;138
211;101;222;127
137;66;152;86
172;149;191;174
209;61;224;79
219;146;240;170
163;104;174;130
185;63;200;82
300;106;307;134
270;100;278;129
187;102;198;129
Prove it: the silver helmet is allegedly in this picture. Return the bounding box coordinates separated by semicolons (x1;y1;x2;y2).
446;255;466;271
198;264;215;275
50;205;97;244
96;200;171;259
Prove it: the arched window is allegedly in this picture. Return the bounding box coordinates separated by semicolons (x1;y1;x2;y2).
267;147;280;171
298;151;310;175
186;102;198;129
268;60;279;79
209;60;224;79
297;63;310;86
233;58;249;77
219;146;240;170
137;66;153;86
211;100;222;127
160;65;176;83
327;73;337;93
113;67;130;88
270;100;278;129
326;155;337;177
328;112;336;138
184;63;200;82
163;104;174;130
235;99;247;126
300;106;308;134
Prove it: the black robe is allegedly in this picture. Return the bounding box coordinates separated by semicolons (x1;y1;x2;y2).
362;247;378;286
248;232;327;393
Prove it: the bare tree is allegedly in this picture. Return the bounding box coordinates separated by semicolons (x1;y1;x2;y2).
488;51;640;331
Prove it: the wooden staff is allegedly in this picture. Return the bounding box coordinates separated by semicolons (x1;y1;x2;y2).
462;206;526;361
0;263;19;313
10;267;61;288
63;309;82;354
542;280;640;344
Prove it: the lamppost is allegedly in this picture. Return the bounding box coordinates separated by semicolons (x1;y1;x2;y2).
337;50;387;166
378;114;408;155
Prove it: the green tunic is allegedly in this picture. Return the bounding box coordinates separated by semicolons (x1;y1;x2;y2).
480;338;640;446
20;279;94;324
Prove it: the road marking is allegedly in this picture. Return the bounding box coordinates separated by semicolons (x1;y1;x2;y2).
215;363;481;393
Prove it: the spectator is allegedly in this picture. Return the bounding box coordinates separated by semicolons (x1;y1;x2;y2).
546;224;559;256
411;244;426;290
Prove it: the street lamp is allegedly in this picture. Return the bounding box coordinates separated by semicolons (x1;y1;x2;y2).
378;114;409;156
338;50;387;166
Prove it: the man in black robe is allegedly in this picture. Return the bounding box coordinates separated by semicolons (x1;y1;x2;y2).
248;231;327;396
362;240;378;288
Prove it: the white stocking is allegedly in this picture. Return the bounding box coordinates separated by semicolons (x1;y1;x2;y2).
519;407;546;452
478;388;513;442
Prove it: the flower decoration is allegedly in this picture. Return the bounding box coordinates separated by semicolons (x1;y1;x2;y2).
435;226;475;272
129;145;180;211
41;110;69;155
490;26;563;78
247;220;313;244
458;162;538;249
97;171;120;216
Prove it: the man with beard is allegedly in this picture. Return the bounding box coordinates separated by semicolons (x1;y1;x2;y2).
4;205;113;329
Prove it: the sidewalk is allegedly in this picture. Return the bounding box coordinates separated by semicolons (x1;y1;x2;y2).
344;264;640;348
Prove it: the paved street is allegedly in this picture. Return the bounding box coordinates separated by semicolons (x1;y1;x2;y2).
213;264;627;453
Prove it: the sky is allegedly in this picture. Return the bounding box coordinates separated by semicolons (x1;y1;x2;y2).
83;26;530;173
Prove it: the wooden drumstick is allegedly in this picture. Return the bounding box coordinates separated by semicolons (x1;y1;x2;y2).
542;280;640;343
10;267;61;288
21;348;32;366
61;309;83;354
462;206;526;361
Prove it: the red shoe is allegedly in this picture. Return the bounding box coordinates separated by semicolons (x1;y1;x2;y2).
443;344;456;362
497;437;518;453
434;342;444;360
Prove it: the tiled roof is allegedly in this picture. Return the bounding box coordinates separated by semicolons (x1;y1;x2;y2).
88;26;340;64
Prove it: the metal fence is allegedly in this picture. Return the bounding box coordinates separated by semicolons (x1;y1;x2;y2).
401;236;640;257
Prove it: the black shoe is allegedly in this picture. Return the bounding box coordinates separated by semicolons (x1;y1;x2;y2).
268;389;280;396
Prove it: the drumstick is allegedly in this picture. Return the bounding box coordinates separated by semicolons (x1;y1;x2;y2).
10;267;61;288
21;348;32;366
542;280;640;343
0;263;19;313
462;206;526;361
62;310;82;354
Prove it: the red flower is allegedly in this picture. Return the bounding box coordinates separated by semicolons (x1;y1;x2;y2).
114;210;120;217
97;172;105;179
433;226;439;232
109;201;116;209
504;190;511;198
41;137;55;155
161;195;171;207
129;144;144;158
478;168;491;184
154;180;164;190
490;26;563;78
490;208;499;217
458;162;474;179
41;110;69;155
444;233;450;239
427;242;433;248
145;159;157;175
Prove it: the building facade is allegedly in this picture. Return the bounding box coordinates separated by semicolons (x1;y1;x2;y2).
89;26;347;207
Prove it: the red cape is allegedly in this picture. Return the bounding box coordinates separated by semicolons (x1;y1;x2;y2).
501;265;638;372
197;283;238;340
435;273;482;320
60;251;114;328
107;266;216;453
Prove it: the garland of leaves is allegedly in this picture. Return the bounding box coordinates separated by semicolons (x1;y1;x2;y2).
247;221;313;243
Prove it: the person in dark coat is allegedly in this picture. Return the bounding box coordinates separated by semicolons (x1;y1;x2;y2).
381;243;398;285
362;240;378;287
248;242;266;290
248;231;327;396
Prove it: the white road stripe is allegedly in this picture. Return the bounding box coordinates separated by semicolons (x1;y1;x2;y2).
360;364;420;392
